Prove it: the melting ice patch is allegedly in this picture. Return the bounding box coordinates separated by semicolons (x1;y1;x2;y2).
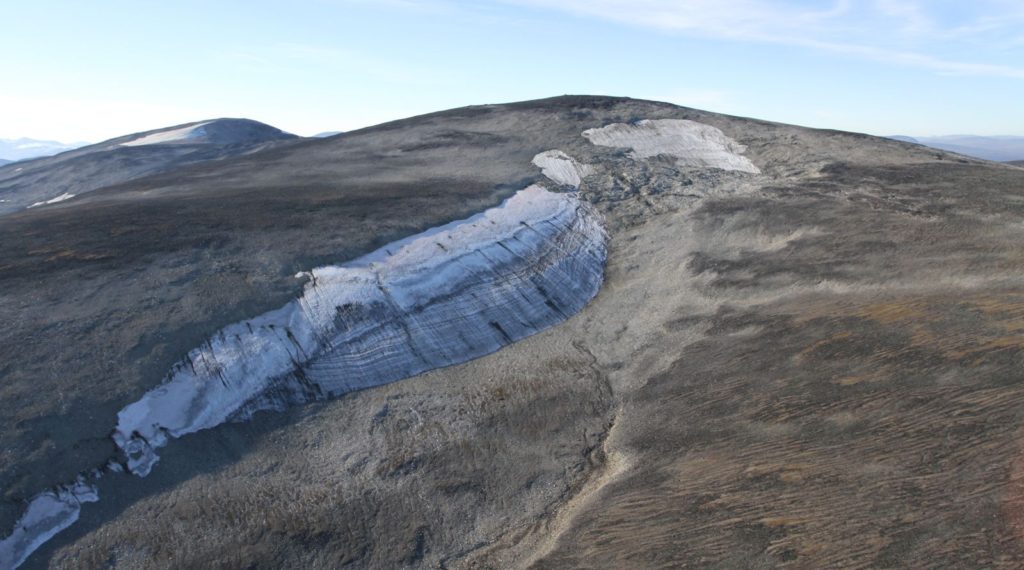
120;122;211;147
583;119;760;174
532;150;593;188
114;184;607;476
0;479;98;569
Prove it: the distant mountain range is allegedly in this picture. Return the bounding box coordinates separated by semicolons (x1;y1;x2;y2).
0;137;88;162
0;118;298;214
0;159;10;167
889;135;1024;162
313;131;344;138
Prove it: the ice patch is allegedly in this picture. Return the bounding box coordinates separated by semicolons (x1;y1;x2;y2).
532;150;593;188
0;479;98;569
27;192;75;209
120;122;211;147
114;184;607;476
583;119;760;174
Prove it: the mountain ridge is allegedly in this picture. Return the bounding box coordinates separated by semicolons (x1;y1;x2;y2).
888;134;1024;162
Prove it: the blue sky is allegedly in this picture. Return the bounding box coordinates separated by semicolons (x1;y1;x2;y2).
2;0;1022;142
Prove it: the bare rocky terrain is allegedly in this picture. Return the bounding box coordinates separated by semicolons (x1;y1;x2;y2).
3;96;1024;568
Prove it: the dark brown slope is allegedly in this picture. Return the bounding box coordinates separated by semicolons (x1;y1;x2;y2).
6;96;1024;569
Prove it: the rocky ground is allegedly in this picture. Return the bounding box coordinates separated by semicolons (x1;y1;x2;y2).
3;96;1024;568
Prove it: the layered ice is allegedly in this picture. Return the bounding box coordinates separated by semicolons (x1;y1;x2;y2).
532;150;593;188
0;479;98;569
120;122;211;147
114;185;607;476
583;119;760;174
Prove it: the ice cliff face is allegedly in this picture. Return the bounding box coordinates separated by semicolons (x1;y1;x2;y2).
583;119;760;174
114;185;607;477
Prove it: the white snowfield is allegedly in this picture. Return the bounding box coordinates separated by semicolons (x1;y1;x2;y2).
532;150;594;188
120;122;211;147
583;119;761;174
26;192;75;209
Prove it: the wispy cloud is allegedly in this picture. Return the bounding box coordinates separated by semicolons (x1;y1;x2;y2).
509;0;1024;79
216;41;459;85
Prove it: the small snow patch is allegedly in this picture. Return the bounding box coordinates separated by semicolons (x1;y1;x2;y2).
121;122;211;146
532;150;593;188
583;119;760;174
27;192;75;209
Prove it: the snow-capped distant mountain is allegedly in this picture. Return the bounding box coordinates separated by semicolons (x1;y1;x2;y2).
0;138;88;162
888;135;1024;162
0;159;10;166
313;131;344;138
0;118;299;214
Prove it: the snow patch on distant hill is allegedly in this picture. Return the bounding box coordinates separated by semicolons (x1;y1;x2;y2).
121;122;212;146
26;192;75;209
583;119;760;174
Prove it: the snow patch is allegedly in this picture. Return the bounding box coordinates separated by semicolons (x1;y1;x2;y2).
532;150;593;188
120;122;211;147
27;192;75;209
583;119;760;174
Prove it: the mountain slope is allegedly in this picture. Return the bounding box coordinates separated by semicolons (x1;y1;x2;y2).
3;96;1024;568
0;119;298;214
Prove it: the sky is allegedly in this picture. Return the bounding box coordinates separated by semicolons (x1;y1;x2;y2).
1;0;1022;142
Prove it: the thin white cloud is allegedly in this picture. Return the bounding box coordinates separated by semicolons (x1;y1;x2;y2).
511;0;1024;79
217;42;460;85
